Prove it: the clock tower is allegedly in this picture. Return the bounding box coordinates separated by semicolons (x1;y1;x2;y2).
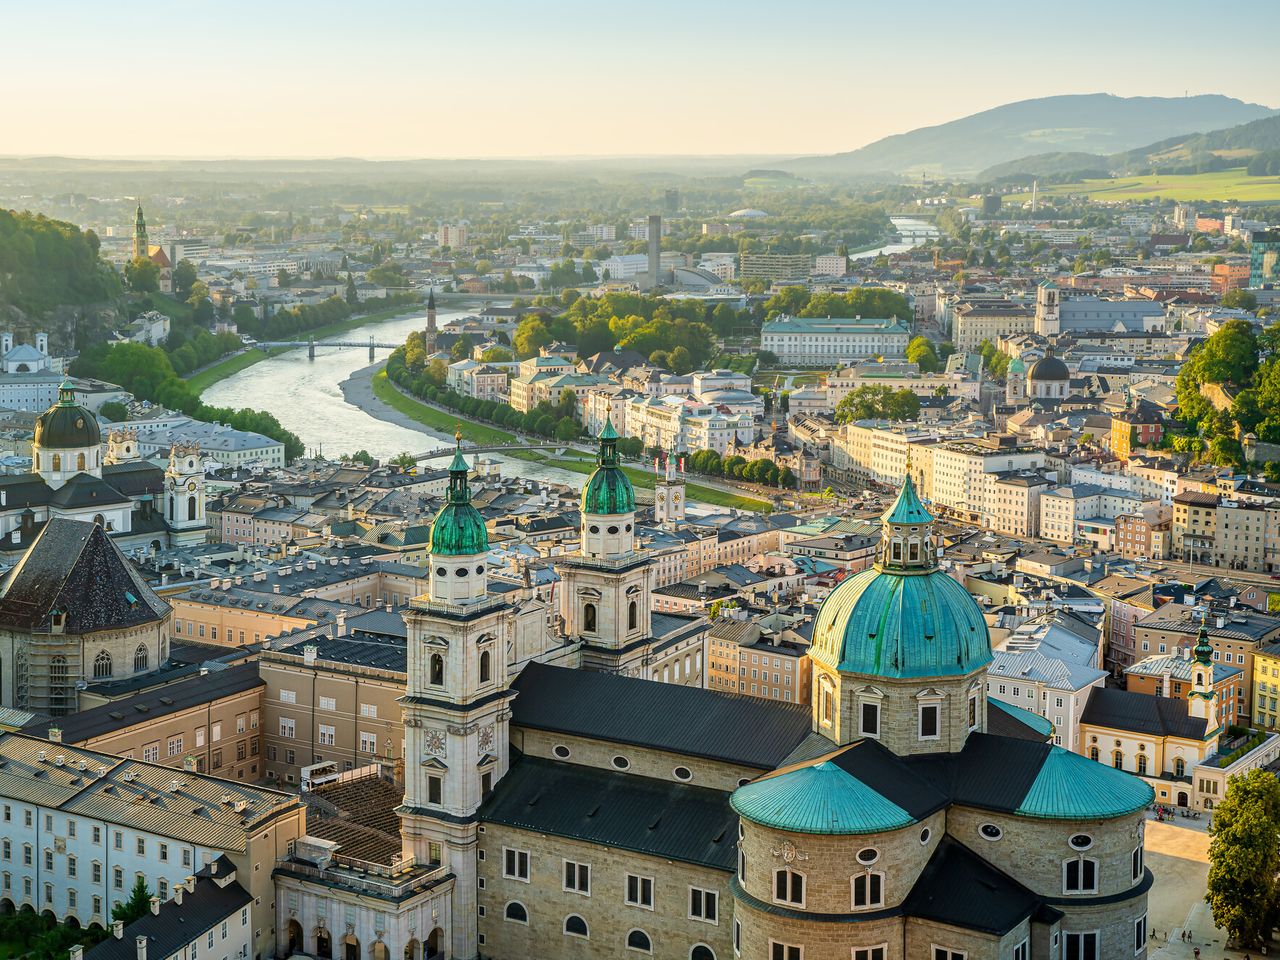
399;434;513;960
164;443;208;546
653;446;685;526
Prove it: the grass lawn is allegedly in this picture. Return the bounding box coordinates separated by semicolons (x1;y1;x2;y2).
371;372;517;445
186;348;281;395
136;290;194;321
1006;167;1280;203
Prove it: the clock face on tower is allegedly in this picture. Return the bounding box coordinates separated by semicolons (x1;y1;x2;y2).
673;492;682;505
424;728;447;757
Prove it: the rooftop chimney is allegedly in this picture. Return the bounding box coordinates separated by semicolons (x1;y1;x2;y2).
149;896;160;915
47;728;61;744
112;921;124;940
136;936;148;960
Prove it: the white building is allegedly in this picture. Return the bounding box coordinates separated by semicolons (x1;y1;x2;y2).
813;254;848;277
760;315;910;366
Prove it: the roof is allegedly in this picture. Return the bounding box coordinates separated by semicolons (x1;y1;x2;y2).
1081;687;1209;741
903;838;1061;936
86;861;252;960
22;663;263;744
510;663;811;770
582;420;635;516
987;697;1054;741
883;475;932;525
0;518;170;634
731;739;948;835
481;754;738;871
34;381;101;450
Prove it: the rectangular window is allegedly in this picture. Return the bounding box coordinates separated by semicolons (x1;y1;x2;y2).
932;950;965;960
625;875;654;909
167;736;183;757
280;690;296;704
427;776;442;805
1132;845;1143;880
860;701;880;737
853;950;886;960
318;725;335;746
92;862;102;883
67;855;76;877
360;732;377;753
689;887;718;923
919;703;940;739
113;867;123;889
359;703;377;718
1064;932;1098;960
143;744;159;763
769;943;801;960
212;722;222;741
279;718;295;738
1013;942;1027;960
503;848;530;881
319;696;336;712
563;860;590;895
136;838;145;856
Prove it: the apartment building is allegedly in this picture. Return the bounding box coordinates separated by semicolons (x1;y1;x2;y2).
830;421;939;486
1039;484;1154;548
738;251;811;281
983;471;1052;537
827;361;981;404
22;665;264;781
1115;512;1172;560
0;732;302;955
951;301;1034;353
1214;499;1272;572
1172;490;1220;563
705;620;810;705
760;314;910;366
929;440;1045;522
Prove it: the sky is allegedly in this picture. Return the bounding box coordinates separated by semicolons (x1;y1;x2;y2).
3;0;1277;159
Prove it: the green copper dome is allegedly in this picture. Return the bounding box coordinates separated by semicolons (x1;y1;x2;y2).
1015;746;1152;820
581;418;635;516
732;760;916;835
427;436;489;556
35;381;101;451
810;481;992;679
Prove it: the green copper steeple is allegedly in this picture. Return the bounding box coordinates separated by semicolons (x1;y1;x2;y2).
427;429;489;556
883;473;933;527
581;416;635;515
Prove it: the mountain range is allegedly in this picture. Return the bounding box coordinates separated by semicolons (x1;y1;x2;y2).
781;94;1276;177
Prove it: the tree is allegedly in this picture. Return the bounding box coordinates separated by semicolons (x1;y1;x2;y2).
125;256;160;293
668;346;693;375
346;450;374;466
1206;768;1280;947
480;347;513;362
451;335;474;361
780;466;797;489
100;400;129;422
113;876;153;925
346;272;359;305
390;452;417;470
172;259;198;297
554;418;580;441
906;335;941;373
276;268;293;288
513;317;552;358
1223;289;1259;312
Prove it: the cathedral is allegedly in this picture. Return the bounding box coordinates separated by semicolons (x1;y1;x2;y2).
0;381;208;554
273;422;1153;960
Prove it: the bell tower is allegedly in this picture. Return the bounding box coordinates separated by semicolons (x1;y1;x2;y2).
399;432;513;960
132;204;149;260
653;447;685;526
1187;611;1220;736
1035;280;1060;336
164;443;207;545
554;418;655;675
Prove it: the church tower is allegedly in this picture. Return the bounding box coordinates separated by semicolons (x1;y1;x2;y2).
164;443;207;545
399;433;513;960
1005;355;1026;404
653;447;685;526
105;427;140;465
132;204;149;260
425;289;438;351
555;418;655;675
1187;612;1220;735
1035;279;1060;336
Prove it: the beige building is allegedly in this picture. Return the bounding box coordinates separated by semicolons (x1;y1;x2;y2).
1214;499;1270;571
706;619;811;705
1172;490;1219;563
952;301;1034;353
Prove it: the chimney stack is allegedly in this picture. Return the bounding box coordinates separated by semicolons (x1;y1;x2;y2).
149;897;160;915
136;936;148;960
113;921;125;940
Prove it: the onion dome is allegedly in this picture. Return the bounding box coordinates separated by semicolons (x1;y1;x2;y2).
1028;346;1068;382
581;417;635;515
35;381;101;450
810;475;992;679
427;431;489;556
1008;356;1026;375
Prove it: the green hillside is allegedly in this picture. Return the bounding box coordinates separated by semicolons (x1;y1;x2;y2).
0;209;122;317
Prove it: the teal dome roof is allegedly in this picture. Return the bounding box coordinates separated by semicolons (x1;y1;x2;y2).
582;418;635;515
35;381;100;451
810;476;992;678
1014;746;1152;820
427;440;489;556
733;761;916;835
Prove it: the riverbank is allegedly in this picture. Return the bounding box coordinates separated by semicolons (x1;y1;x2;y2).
346;366;771;512
186;304;425;397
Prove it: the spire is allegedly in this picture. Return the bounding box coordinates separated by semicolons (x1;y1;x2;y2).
427;288;436;309
447;426;470;502
1193;607;1213;666
597;416;620;467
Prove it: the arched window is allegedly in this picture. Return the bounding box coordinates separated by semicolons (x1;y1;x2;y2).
1113;750;1124;770
628;601;638;631
503;902;527;924
1063;857;1099;894
773;868;805;907
1174;757;1186;778
626;930;652;954
1137;753;1148;776
563;915;588;938
187;496;197;522
93;651;112;679
168;495;174;521
429;654;444;687
852;871;884;909
479;650;491;684
76;453;86;471
133;644;149;673
49;656;68;714
51;454;61;472
583;602;597;633
1089;746;1099;762
690;947;715;960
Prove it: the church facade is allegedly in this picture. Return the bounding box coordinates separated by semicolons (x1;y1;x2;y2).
272;424;1153;960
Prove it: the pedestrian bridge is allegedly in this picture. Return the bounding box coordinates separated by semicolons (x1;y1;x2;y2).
258;336;401;360
412;442;588;461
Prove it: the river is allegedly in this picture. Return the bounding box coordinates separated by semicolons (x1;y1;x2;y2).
203;218;938;482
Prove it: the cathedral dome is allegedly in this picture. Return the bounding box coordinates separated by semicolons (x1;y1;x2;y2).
810;478;992;679
428;443;489;556
1027;350;1068;383
581;418;635;515
35;381;101;450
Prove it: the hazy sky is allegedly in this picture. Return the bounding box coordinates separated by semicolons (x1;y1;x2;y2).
4;0;1277;158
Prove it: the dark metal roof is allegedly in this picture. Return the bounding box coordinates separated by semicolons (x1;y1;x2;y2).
86;860;252;960
1080;687;1208;740
480;754;737;870
511;662;811;769
0;517;169;633
22;664;263;744
903;837;1062;935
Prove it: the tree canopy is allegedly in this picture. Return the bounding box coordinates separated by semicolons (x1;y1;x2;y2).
835;386;921;423
1207;768;1280;947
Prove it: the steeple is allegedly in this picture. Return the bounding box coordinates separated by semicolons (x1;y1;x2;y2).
426;428;489;603
1187;607;1220;732
132;204;149;260
879;472;936;572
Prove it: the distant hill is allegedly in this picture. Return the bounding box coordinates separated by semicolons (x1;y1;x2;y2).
978;112;1280;182
782;94;1275;177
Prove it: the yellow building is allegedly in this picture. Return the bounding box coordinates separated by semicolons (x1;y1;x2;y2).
1253;642;1280;730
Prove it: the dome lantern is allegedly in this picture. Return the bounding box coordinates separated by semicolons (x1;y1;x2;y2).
581;417;635;516
427;429;489;558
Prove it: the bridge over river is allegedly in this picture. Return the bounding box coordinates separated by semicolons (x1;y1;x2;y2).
258;335;401;361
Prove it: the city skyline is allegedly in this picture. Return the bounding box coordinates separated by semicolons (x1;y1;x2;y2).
3;0;1277;159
